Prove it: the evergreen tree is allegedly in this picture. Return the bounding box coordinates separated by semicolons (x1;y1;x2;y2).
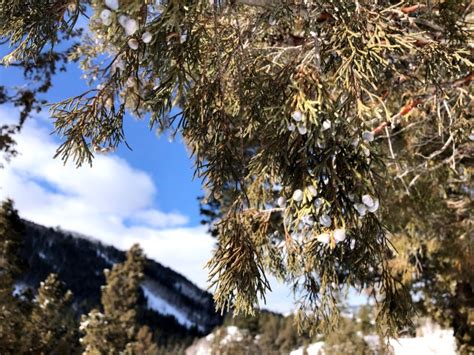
322;317;375;355
1;0;472;341
0;199;27;353
357;305;374;336
80;244;158;354
256;312;282;351
27;273;80;354
386;173;474;353
124;326;159;355
0;201;81;354
0;199;25;280
275;317;300;352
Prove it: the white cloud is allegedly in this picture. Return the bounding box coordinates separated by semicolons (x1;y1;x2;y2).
130;209;189;228
0;106;214;288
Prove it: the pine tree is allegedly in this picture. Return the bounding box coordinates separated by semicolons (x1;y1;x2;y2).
0;199;25;280
124;326;159;355
0;201;80;354
322;317;374;355
257;313;285;352
1;0;472;341
275;316;300;352
386;173;474;353
80;244;157;354
26;274;80;354
0;199;27;352
357;305;374;336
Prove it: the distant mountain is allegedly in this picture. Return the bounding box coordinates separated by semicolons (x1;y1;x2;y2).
16;220;223;340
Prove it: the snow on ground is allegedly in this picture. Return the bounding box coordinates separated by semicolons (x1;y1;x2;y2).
186;323;456;355
291;329;455;355
220;326;244;345
185;326;247;355
390;330;456;355
290;342;325;355
141;284;196;329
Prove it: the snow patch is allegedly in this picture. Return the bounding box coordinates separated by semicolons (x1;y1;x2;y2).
290;342;324;355
290;329;455;355
174;281;205;303
13;283;27;297
205;333;215;342
390;330;455;355
96;250;114;265
220;326;244;345
141;284;196;329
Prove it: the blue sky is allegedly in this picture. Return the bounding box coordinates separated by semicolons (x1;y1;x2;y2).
0;45;300;313
1;47;203;224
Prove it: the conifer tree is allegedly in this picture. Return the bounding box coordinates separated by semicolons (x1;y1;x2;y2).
386;172;473;353
1;0;472;341
80;244;158;354
0;201;80;354
357;305;374;336
27;274;80;354
322;317;375;355
0;199;27;352
0;199;24;280
124;326;159;355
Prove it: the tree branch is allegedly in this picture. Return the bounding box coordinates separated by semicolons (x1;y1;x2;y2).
372;72;473;136
235;0;277;7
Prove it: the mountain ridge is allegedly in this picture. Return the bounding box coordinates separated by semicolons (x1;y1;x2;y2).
16;219;223;339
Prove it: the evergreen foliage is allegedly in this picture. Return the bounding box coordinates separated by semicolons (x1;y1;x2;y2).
27;274;80;354
386;174;474;354
80;244;159;354
0;199;27;353
0;0;82;166
215;308;382;354
0;0;472;344
210;328;261;355
0;201;81;354
358;305;374;336
17;220;220;335
0;199;25;279
222;311;310;353
322;317;375;355
124;325;160;355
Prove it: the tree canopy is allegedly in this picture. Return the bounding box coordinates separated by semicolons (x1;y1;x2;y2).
1;0;472;346
80;244;158;354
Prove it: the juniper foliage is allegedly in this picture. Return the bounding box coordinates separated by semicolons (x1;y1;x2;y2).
1;0;472;340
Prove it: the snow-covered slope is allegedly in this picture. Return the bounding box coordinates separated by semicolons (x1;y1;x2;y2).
389;330;455;355
142;282;201;330
187;325;456;355
186;326;249;355
291;329;456;355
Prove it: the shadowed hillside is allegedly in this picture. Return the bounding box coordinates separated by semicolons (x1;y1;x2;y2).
16;220;223;343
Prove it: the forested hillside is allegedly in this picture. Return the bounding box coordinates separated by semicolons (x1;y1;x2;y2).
16;220;222;341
